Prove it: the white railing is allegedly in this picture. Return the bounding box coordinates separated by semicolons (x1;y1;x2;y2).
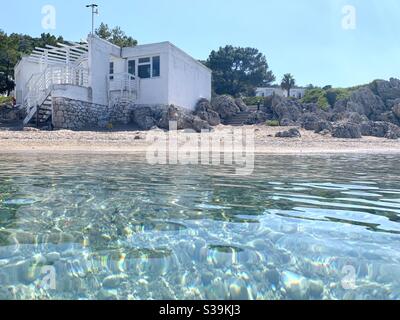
108;72;139;105
23;64;89;125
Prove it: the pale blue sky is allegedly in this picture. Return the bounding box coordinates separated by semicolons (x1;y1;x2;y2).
1;0;400;87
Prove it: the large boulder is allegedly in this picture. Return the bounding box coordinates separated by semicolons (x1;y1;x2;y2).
158;105;211;132
131;106;158;130
329;112;368;124
370;78;400;104
376;111;400;126
272;99;302;123
346;87;386;120
0;104;26;122
275;128;301;138
234;98;248;112
211;95;241;120
193;99;221;126
332;123;362;139
300;113;323;131
393;104;400;119
245;111;269;125
361;121;400;139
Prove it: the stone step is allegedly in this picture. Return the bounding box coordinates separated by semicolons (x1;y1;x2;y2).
224;111;252;125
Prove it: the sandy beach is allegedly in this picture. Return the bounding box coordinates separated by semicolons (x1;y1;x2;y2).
0;124;399;154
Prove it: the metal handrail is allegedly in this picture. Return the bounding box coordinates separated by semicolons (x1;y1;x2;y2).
22;64;89;125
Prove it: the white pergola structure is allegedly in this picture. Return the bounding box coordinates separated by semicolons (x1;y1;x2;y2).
26;42;89;66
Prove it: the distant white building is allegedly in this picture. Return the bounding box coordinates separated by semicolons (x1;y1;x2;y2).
14;35;212;127
256;87;306;99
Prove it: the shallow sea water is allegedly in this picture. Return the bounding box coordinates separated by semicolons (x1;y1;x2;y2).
0;153;399;300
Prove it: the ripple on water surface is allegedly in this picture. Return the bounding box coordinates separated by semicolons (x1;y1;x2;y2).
0;154;399;300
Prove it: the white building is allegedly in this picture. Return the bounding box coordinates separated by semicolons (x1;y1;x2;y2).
256;87;306;99
14;35;212;127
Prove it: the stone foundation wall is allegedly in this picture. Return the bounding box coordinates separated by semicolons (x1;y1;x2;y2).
52;97;135;130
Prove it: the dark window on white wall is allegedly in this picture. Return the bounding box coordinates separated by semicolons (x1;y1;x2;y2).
152;56;160;77
137;56;160;79
138;64;151;78
109;62;114;80
128;60;136;79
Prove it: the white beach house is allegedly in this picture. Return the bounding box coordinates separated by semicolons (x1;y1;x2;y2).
256;87;306;99
14;35;212;128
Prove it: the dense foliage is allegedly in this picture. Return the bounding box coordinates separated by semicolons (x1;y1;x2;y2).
301;86;359;110
95;23;137;48
206;45;275;97
0;30;65;95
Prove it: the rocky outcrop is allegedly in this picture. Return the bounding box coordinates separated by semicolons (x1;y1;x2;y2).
346;88;386;120
211;95;241;120
393;104;400;119
245;111;269;125
193;99;221;126
370;78;400;105
361;121;400;139
272;99;302;125
0;104;26;122
332;123;362;139
234;98;248;112
131;106;158;130
158;105;211;132
275;128;301;138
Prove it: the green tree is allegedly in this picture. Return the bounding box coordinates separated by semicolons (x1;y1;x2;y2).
206;45;275;96
0;30;67;95
0;73;15;96
0;31;19;95
281;73;295;97
95;23;137;47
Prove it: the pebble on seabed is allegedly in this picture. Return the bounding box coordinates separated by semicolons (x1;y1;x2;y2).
281;271;310;300
102;274;128;289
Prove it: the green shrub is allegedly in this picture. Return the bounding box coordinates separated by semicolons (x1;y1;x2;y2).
266;120;280;126
0;96;13;105
301;86;357;111
243;96;264;106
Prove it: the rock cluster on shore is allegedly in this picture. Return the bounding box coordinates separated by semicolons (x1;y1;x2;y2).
2;78;400;139
196;77;400;140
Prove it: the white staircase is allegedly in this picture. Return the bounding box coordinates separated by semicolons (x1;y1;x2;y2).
22;64;88;126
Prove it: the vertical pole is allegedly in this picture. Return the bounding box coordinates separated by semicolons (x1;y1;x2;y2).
92;8;94;35
86;4;98;35
36;105;39;128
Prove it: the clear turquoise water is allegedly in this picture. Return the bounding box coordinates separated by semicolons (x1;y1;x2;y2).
0;154;399;300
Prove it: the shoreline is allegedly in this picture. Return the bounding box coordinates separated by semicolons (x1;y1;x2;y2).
0;124;399;155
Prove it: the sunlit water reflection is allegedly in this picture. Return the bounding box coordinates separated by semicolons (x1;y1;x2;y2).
0;153;399;300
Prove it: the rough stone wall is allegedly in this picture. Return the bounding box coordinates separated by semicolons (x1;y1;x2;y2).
52;97;135;130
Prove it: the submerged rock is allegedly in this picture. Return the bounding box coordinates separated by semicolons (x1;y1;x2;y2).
282;271;310;300
102;274;128;289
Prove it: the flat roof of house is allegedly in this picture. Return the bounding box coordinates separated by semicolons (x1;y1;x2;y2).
122;41;211;73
